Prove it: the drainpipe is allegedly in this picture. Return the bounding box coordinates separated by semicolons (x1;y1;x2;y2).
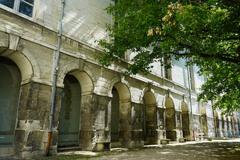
46;0;65;156
187;64;193;140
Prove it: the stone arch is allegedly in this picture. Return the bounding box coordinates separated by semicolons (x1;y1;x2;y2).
58;62;95;90
108;75;131;99
110;82;131;147
0;57;21;152
143;90;157;144
0;51;34;82
57;70;94;150
69;70;94;95
181;101;190;140
165;96;177;141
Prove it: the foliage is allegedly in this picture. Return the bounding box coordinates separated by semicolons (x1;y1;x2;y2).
99;0;240;112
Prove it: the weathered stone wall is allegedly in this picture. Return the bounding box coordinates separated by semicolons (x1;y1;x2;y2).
0;1;240;159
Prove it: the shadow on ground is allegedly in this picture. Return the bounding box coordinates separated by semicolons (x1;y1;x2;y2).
5;141;240;160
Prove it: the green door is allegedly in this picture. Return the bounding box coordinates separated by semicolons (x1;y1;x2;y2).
58;75;81;147
0;60;21;146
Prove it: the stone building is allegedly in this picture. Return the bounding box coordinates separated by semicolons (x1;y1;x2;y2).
0;0;239;158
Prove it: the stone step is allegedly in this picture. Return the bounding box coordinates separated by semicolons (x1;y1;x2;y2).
58;146;81;152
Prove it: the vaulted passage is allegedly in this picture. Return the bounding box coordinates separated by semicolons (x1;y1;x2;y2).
110;83;131;147
58;74;81;147
111;87;120;143
0;57;21;147
143;91;157;144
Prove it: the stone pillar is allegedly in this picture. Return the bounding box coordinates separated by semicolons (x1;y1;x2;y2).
80;93;113;151
214;113;220;138
200;113;208;137
223;118;228;137
119;100;132;148
233;117;239;137
91;94;111;151
175;111;183;141
218;118;224;138
238;119;240;137
192;114;201;140
165;107;177;141
156;108;166;143
231;117;236;137
227;117;232;138
207;117;214;137
182;111;191;141
143;103;158;145
15;82;54;158
131;103;144;147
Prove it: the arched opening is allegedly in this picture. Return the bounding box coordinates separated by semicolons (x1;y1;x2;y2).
143;91;157;144
58;70;93;150
165;97;176;141
58;74;81;147
111;87;120;143
110;82;131;147
181;101;190;140
0;57;21;147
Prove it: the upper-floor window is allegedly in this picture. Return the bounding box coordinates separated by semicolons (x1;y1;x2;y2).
0;0;34;17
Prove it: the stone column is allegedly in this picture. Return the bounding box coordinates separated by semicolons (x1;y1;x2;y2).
214;114;220;137
165;107;177;141
237;118;240;137
200;113;208;137
207;116;214;137
15;82;55;158
175;111;183;141
131;103;144;147
218;118;224;138
231;117;236;137
227;117;232;138
192;114;201;140
91;94;111;151
182;111;191;140
119;100;132;148
233;118;239;137
80;93;113;151
224;118;228;137
156;108;166;143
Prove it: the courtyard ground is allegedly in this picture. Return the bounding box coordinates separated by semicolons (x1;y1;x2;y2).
34;138;240;160
2;139;240;160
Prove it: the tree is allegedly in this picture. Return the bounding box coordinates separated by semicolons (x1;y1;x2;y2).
99;0;240;112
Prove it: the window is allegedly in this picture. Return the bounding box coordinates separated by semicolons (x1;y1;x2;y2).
0;0;15;8
0;0;34;17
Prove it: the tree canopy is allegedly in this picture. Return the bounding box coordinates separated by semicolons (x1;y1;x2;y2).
99;0;240;113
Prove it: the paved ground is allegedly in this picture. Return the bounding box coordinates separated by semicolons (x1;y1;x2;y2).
49;139;240;160
3;139;240;160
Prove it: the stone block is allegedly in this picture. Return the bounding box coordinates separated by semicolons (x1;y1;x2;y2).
160;139;170;145
93;142;110;151
178;138;186;143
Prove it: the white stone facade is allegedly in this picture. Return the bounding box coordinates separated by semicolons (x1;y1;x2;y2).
0;0;239;158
